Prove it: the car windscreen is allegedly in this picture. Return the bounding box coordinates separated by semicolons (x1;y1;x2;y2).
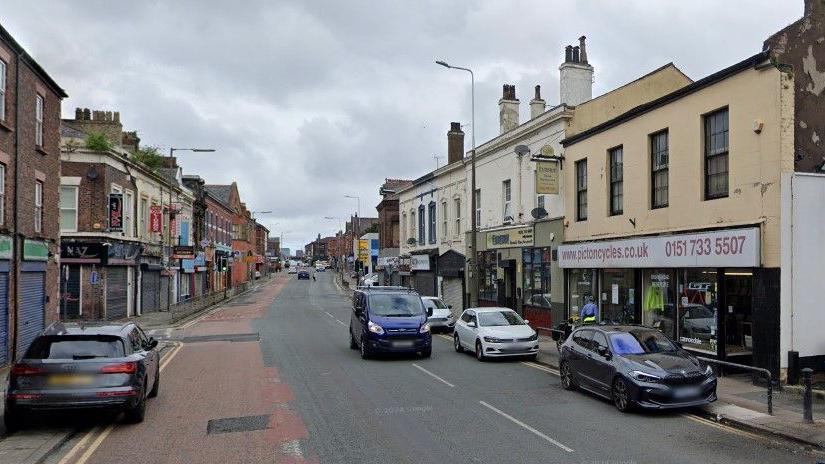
609;330;677;355
478;311;524;327
425;299;447;309
369;294;425;317
25;335;125;360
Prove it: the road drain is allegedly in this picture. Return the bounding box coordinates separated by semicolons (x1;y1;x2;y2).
207;414;270;435
182;333;260;343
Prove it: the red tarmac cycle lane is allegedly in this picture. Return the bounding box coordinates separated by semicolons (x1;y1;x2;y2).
83;274;318;464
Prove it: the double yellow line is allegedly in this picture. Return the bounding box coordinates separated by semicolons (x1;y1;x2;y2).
56;342;184;464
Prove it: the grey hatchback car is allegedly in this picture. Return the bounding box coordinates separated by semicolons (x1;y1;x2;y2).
4;322;160;431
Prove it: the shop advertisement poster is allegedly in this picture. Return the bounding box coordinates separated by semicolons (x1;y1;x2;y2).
558;228;760;269
150;206;162;233
486;226;534;249
410;255;430;271
108;193;123;232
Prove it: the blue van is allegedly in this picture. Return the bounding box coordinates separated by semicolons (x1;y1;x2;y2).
349;287;432;359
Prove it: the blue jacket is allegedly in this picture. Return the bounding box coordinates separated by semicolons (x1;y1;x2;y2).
580;302;598;319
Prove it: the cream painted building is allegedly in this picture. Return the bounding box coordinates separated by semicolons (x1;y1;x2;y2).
558;51;795;377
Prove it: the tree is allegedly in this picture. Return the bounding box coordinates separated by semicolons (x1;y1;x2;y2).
85;132;112;151
132;145;164;170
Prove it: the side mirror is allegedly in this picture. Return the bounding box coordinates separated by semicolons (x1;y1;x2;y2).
427;307;433;317
524;319;530;325
447;304;453;309
597;346;611;359
147;338;159;350
467;321;477;328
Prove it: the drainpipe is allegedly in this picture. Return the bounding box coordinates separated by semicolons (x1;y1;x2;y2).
10;51;21;361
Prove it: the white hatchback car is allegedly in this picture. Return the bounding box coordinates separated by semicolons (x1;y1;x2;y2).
453;307;538;361
421;296;454;331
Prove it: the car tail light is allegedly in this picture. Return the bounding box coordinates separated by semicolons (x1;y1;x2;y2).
11;364;45;376
8;393;43;400
96;390;137;398
100;362;137;374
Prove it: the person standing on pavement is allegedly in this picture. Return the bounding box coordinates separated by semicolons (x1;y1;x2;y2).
580;296;598;324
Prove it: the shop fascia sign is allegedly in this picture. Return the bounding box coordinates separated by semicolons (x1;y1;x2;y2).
410;254;430;271
557;227;760;269
486;226;534;249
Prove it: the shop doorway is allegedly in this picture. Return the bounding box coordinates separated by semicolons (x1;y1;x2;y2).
722;270;753;359
498;260;517;310
602;269;637;324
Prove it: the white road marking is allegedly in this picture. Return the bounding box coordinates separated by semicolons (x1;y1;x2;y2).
479;401;574;453
280;440;303;458
411;363;455;388
335;319;347;326
521;361;560;376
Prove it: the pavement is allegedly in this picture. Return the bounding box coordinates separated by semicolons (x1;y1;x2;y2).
1;271;822;463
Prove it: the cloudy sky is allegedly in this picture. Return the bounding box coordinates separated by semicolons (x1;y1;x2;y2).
2;1;803;251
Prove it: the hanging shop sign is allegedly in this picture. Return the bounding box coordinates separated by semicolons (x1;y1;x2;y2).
150;206;162;233
558;227;760;269
410;254;430;271
172;245;195;259
108;193;123;232
486;226;534;249
535;159;559;195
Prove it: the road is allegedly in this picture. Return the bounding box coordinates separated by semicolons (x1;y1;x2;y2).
29;272;820;463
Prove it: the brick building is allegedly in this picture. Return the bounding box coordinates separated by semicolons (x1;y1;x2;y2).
205;183;255;286
254;222;268;276
203;187;233;291
0;24;67;364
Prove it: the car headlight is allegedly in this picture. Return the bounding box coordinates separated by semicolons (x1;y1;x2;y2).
367;321;384;335
483;336;503;343
704;365;714;377
419;323;430;334
630;370;662;383
526;333;538;341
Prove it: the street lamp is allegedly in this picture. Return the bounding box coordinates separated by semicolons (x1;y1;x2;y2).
436;59;478;306
163;147;215;311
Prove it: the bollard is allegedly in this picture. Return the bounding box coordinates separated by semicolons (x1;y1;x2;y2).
802;367;814;423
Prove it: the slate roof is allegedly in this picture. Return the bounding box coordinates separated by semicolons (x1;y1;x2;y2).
204;184;233;208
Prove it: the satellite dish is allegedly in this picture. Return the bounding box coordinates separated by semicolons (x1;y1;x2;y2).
514;145;531;157
530;207;548;220
406;238;417;245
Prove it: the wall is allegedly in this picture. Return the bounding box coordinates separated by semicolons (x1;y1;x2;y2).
563;64;794;269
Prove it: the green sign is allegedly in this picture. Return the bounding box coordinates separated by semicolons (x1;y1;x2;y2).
24;239;49;261
0;235;11;260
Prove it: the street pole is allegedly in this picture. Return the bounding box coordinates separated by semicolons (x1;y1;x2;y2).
436;60;477;307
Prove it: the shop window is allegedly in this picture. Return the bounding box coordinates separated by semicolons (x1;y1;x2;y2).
478;251;498;304
677;269;718;354
522;248;551;308
642;269;676;340
568;268;596;318
602;269;636;324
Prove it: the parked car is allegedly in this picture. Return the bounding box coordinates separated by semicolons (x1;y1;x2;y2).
349;287;432;359
315;265;326;272
4;322;160;431
558;325;717;412
287;267;298;274
359;273;379;286
421;296;454;332
297;270;310;280
453;308;538;361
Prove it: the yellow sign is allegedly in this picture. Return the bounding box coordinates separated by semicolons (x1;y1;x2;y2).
358;240;370;264
486;226;534;249
535;161;559;195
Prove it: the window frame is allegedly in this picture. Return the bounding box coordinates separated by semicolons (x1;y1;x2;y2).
123;189;134;237
417;204;425;246
59;185;79;232
650;130;669;209
0;59;6;122
427;201;436;244
35;94;44;147
608;146;623;216
704;107;729;200
34;180;43;233
575;159;587;221
0;164;5;225
454;197;461;235
502;179;512;221
440;200;448;240
474;189;481;226
139;196;148;238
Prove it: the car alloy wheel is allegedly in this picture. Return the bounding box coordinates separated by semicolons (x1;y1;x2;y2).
612;377;632;412
475;340;485;362
360;335;370;360
454;333;463;353
560;362;575;391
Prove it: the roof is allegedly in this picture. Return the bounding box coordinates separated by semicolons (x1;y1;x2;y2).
380;178;413;194
42;321;134;337
0;24;68;98
59;122;87;139
467;307;518;313
562;51;770;147
204;184;232;207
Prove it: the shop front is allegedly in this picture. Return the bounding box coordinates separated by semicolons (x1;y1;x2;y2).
437;250;465;315
476;226;534;310
410;251;437;297
521;217;565;334
558;227;774;369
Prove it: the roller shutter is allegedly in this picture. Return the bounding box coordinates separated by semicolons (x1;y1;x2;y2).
442;277;464;319
17;272;45;359
0;272;8;365
106;267;128;320
141;271;160;313
413;271;435;297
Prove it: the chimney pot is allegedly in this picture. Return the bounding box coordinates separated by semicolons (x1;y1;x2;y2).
530;85;546;119
75;108;82;120
579;35;588;64
565;45;573;63
534;85;541;99
83;108;91;119
572;46;580;63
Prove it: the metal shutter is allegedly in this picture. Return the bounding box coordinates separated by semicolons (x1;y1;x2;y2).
0;272;8;365
17;272;45;359
63;265;81;318
141;271;160;313
442;277;463;319
160;276;170;310
413;271;436;297
106;267;128;320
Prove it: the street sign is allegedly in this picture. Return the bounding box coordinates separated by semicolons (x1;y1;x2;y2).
90;271;99;285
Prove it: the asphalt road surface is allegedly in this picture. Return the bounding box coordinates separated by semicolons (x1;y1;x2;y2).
42;272;821;464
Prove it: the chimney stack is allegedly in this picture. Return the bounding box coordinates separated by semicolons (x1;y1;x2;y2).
499;84;520;134
64;107;125;147
530;85;546;119
447;122;465;165
559;36;594;106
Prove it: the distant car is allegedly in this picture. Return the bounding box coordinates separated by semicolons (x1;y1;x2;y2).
4;322;160;431
315;266;326;272
421;296;454;332
254;271;262;279
453;307;538;361
287;267;298;274
360;273;379;286
297;270;310;280
558;325;717;412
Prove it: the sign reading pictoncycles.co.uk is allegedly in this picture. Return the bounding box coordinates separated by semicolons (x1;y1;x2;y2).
557;228;760;269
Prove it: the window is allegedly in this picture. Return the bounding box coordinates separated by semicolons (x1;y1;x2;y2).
418;205;425;245
139;197;148;238
0;59;6;121
35;94;44;147
401;213;406;245
410;210;416;243
34;181;43;233
474;189;481;226
502;180;512;221
0;164;5;225
123;190;134;237
704;108;729;199
59;186;78;232
575;159;587;221
651;131;669;208
454;198;461;235
428;202;436;244
609;146;623;215
441;201;447;239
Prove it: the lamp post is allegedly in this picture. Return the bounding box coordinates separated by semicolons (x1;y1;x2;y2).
164;147;215;311
436;60;477;306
